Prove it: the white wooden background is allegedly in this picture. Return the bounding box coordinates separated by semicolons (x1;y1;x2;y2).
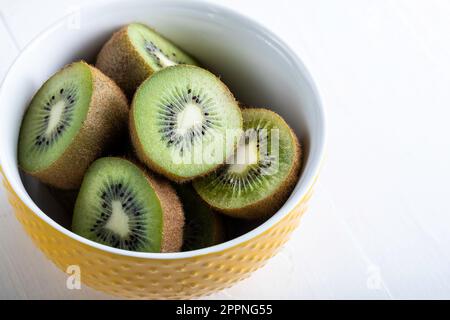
1;0;450;299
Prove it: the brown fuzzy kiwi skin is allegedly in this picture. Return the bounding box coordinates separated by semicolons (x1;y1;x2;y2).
129;65;243;183
26;62;129;190
96;26;153;98
144;171;185;252
196;108;302;220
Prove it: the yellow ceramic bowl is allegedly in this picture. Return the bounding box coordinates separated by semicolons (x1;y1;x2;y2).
0;0;325;299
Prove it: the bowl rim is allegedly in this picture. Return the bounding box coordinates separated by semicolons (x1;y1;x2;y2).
0;0;327;260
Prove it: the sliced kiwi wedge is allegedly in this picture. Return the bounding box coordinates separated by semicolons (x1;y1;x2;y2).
193;108;301;219
18;61;128;189
96;22;199;96
72;157;184;253
130;65;243;182
175;185;225;251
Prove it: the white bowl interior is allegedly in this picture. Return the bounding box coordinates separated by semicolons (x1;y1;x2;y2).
0;0;325;257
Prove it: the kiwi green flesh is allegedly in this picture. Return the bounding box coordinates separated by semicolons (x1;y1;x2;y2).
72;157;163;252
128;23;198;71
193;109;298;211
18;62;92;173
132;65;242;180
175;185;224;251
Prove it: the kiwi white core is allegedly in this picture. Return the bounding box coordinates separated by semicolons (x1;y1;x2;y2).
104;200;130;238
229;139;259;174
176;103;204;135
45;100;66;135
155;50;177;67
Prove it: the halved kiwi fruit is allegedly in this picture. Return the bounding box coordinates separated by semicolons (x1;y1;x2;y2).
175;185;225;251
72;157;184;253
193;108;301;219
96;22;199;97
130;65;243;182
18;61;129;189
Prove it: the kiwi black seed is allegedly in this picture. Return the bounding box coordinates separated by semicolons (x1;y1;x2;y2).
131;65;243;182
72;157;184;253
96;22;199;97
18;61;129;189
175;185;225;251
193;108;302;219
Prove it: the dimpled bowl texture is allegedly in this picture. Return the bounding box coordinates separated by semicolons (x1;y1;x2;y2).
0;0;325;299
